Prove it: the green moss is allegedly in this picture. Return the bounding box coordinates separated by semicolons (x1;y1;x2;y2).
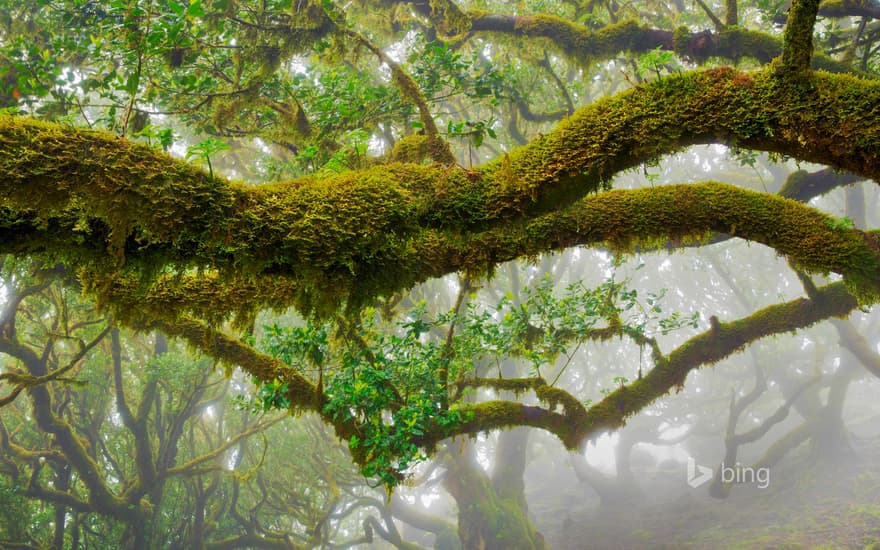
781;0;821;72
672;26;692;57
507;16;659;64
389;134;447;163
717;28;782;63
429;0;471;36
447;456;547;549
2;67;880;319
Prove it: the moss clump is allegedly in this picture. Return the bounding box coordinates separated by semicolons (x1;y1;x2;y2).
388;134;450;164
672;26;693;58
429;0;471;36
507;16;662;64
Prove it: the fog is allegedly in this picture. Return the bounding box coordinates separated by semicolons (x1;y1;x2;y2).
358;148;880;548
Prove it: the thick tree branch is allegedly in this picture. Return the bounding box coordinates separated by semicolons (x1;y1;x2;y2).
416;281;859;450
109;270;861;475
466;13;857;72
25;474;92;514
778;167;864;200
388;494;457;539
775;0;880;21
65;179;880;329
1;68;879;316
819;0;880;19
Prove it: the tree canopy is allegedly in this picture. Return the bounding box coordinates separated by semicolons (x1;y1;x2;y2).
1;0;880;546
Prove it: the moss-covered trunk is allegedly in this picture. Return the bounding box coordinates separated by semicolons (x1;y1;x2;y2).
444;439;546;550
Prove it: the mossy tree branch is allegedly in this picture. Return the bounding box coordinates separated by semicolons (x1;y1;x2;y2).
778;167;864;201
789;0;880;21
51;177;880;332
415;281;859;451
1;67;879;315
392;0;871;72
94;257;871;466
465;12;858;73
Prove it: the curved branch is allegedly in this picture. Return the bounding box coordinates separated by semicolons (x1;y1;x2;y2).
417;280;859;450
467;13;858;73
160;417;284;480
729;375;818;447
388;494;457;540
778;167;864;200
40;179;880;330
832;318;880;378
1;68;879;315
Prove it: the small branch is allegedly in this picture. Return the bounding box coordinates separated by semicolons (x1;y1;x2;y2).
0;323;111;406
536;51;575;115
729;375;819;447
710;373;818;497
832;319;880;379
159;417;284;480
694;0;726;31
438;275;471;408
345;29;453;163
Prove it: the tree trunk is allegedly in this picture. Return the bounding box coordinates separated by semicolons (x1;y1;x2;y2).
444;439;546;550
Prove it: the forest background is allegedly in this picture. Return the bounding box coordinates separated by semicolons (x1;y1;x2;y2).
1;0;880;547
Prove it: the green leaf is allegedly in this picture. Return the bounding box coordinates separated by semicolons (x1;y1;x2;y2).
187;0;206;17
